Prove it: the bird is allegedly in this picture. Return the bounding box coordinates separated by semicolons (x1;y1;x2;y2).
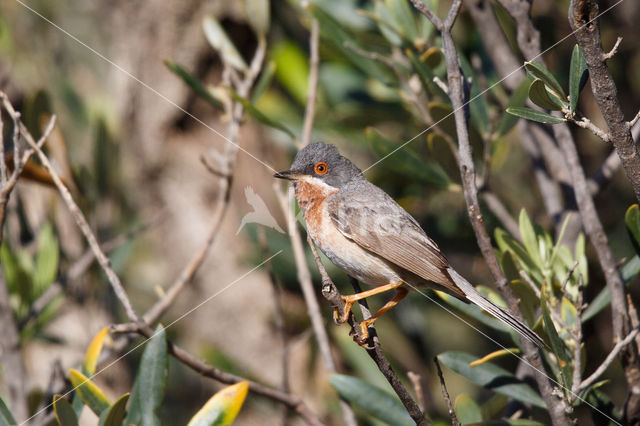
236;186;284;235
274;142;546;348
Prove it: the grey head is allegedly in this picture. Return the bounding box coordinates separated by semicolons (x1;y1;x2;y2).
274;142;364;189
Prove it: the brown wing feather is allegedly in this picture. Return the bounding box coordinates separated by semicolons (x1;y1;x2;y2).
327;187;465;298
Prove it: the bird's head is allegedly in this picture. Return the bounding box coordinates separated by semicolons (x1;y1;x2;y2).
274;142;363;190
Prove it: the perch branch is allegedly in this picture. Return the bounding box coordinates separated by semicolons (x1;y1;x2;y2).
434;357;460;426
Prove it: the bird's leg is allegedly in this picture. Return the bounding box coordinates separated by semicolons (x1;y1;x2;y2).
333;281;404;324
357;287;408;344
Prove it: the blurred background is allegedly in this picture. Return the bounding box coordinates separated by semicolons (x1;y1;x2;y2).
1;0;639;424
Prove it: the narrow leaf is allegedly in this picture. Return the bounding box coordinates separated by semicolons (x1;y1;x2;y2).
519;209;542;269
625;204;640;255
33;223;59;295
101;393;130;426
125;325;168;426
386;0;418;41
524;61;565;100
420;47;443;68
528;79;566;111
496;79;530;137
569;44;588;113
454;394;483;424
0;396;17;426
164;60;223;110
203;16;248;71
187;382;249;426
329;374;414;426
83;327;109;376
251;60;276;103
229;89;296;139
68;369;111;416
506;107;566;124
437;351;546;408
54;395;78;426
540;290;572;388
469;348;521;367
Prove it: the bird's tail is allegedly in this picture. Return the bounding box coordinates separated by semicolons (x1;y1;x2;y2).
446;267;548;350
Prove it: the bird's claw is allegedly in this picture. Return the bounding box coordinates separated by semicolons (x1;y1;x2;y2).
332;298;353;324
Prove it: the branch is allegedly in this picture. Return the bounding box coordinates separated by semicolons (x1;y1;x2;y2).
569;0;640;203
577;326;640;392
434;357;460;426
569;115;611;142
307;238;427;425
111;323;325;426
410;2;571;424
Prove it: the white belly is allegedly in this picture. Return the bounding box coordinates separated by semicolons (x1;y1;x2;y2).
306;203;401;287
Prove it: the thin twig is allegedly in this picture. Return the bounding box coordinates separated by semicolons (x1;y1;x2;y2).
603;36;623;60
630;110;640;128
112;323;325;426
407;371;425;412
569;115;610;142
301;18;319;148
577;326;640;392
434;357;460;426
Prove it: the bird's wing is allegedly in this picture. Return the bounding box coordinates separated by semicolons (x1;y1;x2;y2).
327;183;465;297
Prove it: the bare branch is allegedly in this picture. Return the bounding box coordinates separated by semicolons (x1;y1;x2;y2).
434;357;460;426
569;115;611;142
578;326;640;392
603;36;623;60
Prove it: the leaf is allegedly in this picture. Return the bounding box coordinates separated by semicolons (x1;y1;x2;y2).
469;348;521;367
83;327;109;376
272;41;309;105
244;0;270;36
506;107;566;124
561;297;578;330
518;209;542;269
540;291;571;388
54;395;78;426
203;16;248;71
187;382;249;426
0;396;16;426
329;374;414;426
101;393;130;426
528;79;566;111
164;60;223;110
33;223;59;296
420;47;443;69
125;325;168;426
437;351;546;408
454;394;483;424
69;369;111;416
569;44;588;113
496;78;530;137
625;204;640;255
386;0;418;42
365;127;452;188
524;61;565;100
251;60;276;103
229;89;296;139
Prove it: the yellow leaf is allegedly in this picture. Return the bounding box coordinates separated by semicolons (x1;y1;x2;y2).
83;327;109;375
187;382;249;426
469;348;520;367
69;369;111;416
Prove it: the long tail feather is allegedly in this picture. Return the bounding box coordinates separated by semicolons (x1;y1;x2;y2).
446;267;548;350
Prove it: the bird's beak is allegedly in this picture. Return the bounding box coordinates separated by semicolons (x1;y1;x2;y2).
273;170;305;181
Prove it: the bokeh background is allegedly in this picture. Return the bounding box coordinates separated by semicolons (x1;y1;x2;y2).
1;0;639;424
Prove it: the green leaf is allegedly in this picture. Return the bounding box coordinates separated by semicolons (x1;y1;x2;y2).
164;60;223;110
187;382;249;426
125;325;168;426
101;393;130;426
203;16;248;71
454;394;483;424
368;2;403;46
33;223;59;296
251;60;276;104
528;79;566;111
272;41;309;105
506;107;566;124
329;374;414;426
69;369;111;416
0;396;17;426
229;89;296;139
386;0;418;42
524;61;565;100
518;209;542;269
496;79;530;137
366;127;452;188
83;327;109;376
569;44;588;113
54;395;79;426
437;351;546;408
244;0;270;36
420;47;443;69
540;291;571;388
625;204;640;255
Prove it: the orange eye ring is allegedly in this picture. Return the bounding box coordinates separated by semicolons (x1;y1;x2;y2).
314;162;328;175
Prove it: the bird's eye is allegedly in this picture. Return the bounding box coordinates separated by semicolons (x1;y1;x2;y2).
314;162;328;175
